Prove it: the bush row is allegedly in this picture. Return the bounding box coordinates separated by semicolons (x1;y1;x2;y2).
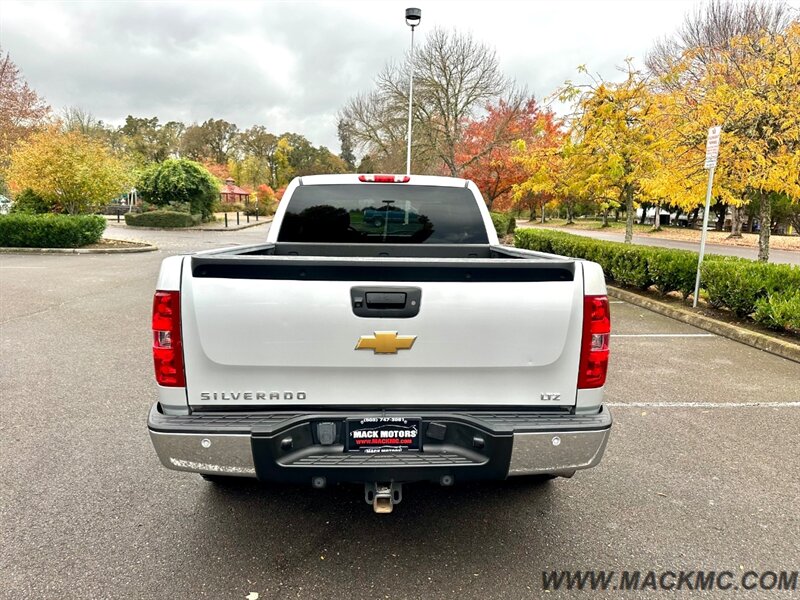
0;214;106;248
754;290;800;332
125;211;201;228
211;201;273;217
244;204;271;217
490;212;517;238
514;228;800;333
212;201;246;213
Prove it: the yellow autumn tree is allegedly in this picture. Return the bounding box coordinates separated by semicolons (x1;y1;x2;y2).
509;114;567;223
705;22;800;261
661;20;800;260
512;135;596;225
640;88;745;232
557;62;658;242
6;125;130;214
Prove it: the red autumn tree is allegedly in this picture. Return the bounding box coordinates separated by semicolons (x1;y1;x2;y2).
457;98;557;210
0;50;50;163
202;160;231;183
256;184;275;203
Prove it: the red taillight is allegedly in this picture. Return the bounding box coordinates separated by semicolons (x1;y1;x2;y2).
358;174;411;183
578;295;610;389
152;291;185;387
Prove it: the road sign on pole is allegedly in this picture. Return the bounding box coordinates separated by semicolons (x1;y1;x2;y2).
693;126;722;308
704;125;721;169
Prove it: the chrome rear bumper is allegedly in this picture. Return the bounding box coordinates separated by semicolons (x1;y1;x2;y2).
148;404;611;481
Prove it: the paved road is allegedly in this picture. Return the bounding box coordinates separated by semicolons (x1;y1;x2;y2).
1;224;798;599
519;225;800;265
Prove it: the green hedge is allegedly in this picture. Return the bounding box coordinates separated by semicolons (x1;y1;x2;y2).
212;201;246;213
125;211;201;228
754;290;800;333
701;260;800;318
515;228;800;333
490;212;516;237
244;203;271;217
10;189;49;214
0;214;106;248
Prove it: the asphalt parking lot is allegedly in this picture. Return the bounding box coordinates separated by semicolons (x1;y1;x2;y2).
1;223;798;599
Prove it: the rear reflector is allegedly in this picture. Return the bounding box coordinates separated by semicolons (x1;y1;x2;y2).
358;174;411;183
578;295;610;389
152;290;185;387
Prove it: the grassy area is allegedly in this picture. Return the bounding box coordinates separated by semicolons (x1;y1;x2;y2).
518;218;652;232
517;218;800;251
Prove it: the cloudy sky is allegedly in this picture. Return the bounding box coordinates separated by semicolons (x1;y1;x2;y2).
2;0;791;152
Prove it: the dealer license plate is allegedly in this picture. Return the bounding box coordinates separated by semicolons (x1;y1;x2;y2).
347;417;421;453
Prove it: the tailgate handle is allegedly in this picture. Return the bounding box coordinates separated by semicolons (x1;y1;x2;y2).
351;287;421;318
366;292;406;308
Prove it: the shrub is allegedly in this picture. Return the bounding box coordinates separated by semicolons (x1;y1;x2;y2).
514;227;559;253
701;259;800;317
515;227;800;323
125;211;201;228
10;189;50;214
753;290;800;333
490;212;516;237
212;201;245;213
0;214;106;247
610;246;654;289
137;158;219;220
244;203;271;217
647;249;698;298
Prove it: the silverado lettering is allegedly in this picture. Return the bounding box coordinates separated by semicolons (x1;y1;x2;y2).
199;391;307;401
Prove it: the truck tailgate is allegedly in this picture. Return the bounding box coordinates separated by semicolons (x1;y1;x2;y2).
180;257;584;409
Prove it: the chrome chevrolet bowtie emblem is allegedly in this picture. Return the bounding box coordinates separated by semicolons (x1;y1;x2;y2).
355;331;417;354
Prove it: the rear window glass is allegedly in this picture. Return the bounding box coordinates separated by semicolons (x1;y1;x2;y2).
277;184;489;244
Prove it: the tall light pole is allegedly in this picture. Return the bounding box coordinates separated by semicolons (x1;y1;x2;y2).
405;7;421;176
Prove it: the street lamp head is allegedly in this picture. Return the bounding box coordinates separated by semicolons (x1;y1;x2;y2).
405;7;421;28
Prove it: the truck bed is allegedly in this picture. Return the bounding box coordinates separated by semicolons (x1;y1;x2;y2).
200;242;562;260
191;244;575;283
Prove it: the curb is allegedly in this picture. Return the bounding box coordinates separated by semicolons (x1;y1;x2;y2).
189;218;271;231
608;285;800;364
0;241;158;255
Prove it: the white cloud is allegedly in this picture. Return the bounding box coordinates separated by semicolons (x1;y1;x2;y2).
1;0;763;151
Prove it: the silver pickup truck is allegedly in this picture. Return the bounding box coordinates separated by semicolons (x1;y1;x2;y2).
147;174;612;512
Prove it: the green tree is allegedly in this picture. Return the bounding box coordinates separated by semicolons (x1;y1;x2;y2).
180;123;209;161
180;119;238;165
235;126;280;188
122;116;164;163
337;118;356;170
201;119;238;164
137;158;219;220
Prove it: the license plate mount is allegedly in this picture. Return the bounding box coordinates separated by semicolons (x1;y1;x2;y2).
346;417;421;453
